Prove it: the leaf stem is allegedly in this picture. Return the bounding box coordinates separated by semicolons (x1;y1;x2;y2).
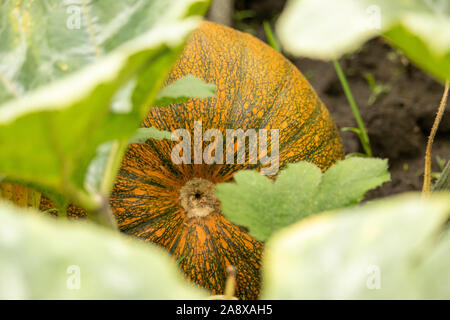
333;59;372;157
224;265;236;300
62;174;117;229
56;204;68;218
423;80;449;195
263;21;281;52
99;139;127;196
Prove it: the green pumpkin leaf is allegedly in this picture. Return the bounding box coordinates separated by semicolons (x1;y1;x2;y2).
216;158;390;242
261;192;450;299
277;0;450;82
128;127;173;144
155;74;217;107
433;161;450;191
0;0;209;209
0;201;207;299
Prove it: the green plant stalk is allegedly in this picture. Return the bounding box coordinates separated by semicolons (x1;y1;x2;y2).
333;59;372;157
94;137;131;228
263;21;281;52
99;138;128;196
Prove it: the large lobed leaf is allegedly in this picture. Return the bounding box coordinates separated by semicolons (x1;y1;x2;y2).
261;192;450;299
0;201;207;299
277;0;450;82
216;158;390;242
0;0;210;102
0;0;210;205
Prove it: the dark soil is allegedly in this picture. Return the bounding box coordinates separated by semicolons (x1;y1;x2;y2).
209;0;450;200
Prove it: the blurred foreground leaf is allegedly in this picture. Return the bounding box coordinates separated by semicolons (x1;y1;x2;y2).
216;158;390;242
0;0;210;102
0;201;207;299
0;0;209;210
261;192;450;299
277;0;450;82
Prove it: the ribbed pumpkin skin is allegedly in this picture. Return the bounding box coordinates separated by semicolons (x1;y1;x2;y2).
110;22;344;299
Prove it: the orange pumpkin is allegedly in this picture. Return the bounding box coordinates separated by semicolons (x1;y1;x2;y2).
109;22;344;299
